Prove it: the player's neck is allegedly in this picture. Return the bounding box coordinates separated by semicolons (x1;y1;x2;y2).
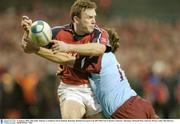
73;23;85;36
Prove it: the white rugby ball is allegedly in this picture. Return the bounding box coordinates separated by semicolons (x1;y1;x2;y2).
29;20;52;47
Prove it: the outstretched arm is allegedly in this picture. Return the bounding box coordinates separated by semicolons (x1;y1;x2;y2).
21;33;75;67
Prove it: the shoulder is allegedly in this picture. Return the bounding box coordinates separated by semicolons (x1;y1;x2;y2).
94;25;108;34
51;24;70;31
92;26;108;39
51;24;71;38
93;26;109;39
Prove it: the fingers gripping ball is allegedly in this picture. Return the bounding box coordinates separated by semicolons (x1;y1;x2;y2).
29;20;52;47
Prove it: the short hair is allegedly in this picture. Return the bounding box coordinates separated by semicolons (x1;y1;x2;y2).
70;0;97;22
105;28;120;53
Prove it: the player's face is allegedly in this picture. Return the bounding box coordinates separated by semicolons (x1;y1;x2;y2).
77;8;96;34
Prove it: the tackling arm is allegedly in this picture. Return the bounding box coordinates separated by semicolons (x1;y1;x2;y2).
64;42;106;56
36;47;75;67
51;28;110;56
21;32;75;67
52;40;106;56
20;16;75;67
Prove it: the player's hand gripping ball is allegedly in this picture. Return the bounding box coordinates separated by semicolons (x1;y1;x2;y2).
29;20;52;47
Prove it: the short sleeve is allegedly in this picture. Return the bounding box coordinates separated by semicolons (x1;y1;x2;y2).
92;27;111;52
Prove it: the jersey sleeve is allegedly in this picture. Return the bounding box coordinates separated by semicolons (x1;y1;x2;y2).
44;26;62;49
52;26;62;39
92;28;111;52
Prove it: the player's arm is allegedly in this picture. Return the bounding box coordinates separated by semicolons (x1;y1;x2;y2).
51;28;110;56
66;42;106;56
36;47;75;67
51;40;106;56
21;32;75;67
21;16;75;67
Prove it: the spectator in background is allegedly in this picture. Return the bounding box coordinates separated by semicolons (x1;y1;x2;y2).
0;70;28;118
35;72;60;118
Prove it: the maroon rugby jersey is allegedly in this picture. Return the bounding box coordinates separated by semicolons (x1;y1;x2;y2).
52;23;110;85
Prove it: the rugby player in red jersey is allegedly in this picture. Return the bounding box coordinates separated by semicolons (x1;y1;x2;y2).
21;0;110;119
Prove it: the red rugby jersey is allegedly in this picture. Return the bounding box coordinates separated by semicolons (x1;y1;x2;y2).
52;23;110;85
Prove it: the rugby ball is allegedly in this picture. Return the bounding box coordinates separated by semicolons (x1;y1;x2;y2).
29;20;52;47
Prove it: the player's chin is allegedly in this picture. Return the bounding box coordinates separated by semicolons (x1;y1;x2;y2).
87;28;94;33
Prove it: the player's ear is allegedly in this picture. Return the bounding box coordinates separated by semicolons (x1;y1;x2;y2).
73;16;80;24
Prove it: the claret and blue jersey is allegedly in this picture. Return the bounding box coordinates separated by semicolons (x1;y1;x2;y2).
85;52;137;118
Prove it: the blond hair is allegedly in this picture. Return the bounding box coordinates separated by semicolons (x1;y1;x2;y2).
70;0;97;21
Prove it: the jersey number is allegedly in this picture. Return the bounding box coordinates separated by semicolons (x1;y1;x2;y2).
116;64;126;81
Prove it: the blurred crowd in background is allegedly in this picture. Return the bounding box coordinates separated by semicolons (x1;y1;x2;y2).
0;0;180;119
